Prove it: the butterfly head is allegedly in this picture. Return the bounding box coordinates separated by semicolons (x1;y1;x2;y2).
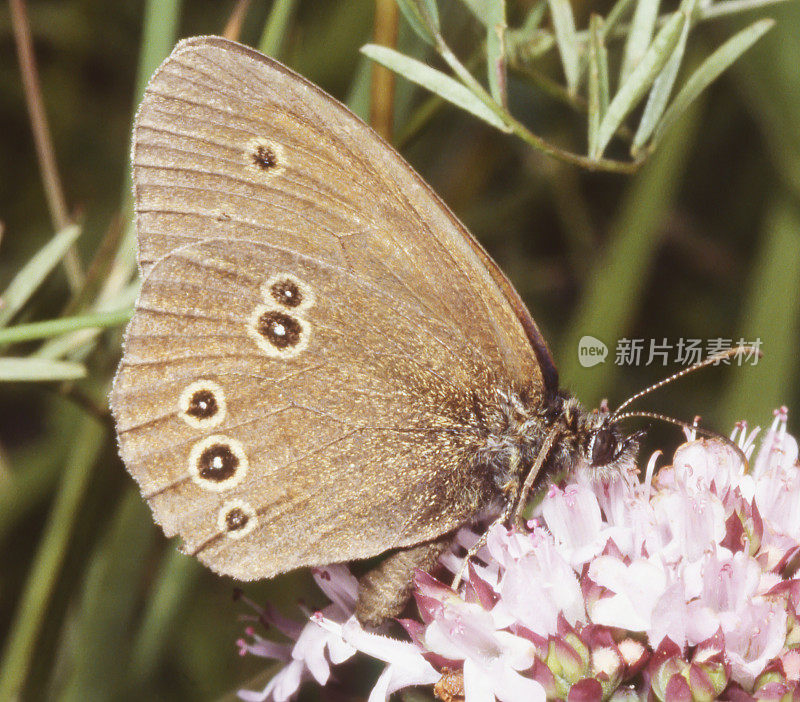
565;346;759;479
580;405;642;477
544;395;641;481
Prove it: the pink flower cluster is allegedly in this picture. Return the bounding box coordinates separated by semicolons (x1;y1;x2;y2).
238;409;800;701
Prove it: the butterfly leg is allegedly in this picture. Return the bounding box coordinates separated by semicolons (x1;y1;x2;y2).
356;535;453;627
512;423;561;529
450;495;515;591
451;446;522;591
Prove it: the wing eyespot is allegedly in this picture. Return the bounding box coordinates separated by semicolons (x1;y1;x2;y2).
261;273;315;313
179;380;226;429
189;435;248;491
247;305;310;358
217;499;258;539
245;138;284;176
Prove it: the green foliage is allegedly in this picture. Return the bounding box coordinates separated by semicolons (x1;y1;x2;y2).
0;1;796;700
0;225;81;328
361;44;510;129
363;0;783;169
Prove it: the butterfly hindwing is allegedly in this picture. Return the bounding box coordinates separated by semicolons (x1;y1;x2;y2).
113;238;504;578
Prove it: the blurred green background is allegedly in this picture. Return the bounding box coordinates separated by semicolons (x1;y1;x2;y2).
0;0;798;699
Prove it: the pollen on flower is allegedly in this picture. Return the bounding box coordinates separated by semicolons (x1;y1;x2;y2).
591;646;622;677
617;638;647;667
236;409;800;702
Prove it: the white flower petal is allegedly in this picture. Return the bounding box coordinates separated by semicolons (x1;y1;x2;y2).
293;624;330;685
463;658;496;702
494;668;546;702
311;565;359;612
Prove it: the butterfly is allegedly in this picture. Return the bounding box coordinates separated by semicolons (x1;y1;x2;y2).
110;36;638;626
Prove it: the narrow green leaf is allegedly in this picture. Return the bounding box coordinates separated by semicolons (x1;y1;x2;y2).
602;0;637;39
633;0;697;153
588;15;610;156
0;224;81;328
652;19;775;147
128;551;200;684
0;309;132;346
361;44;509;131
459;0;489;25
486;0;507;104
258;0;298;57
619;0;661;84
345;56;373;121
121;0;182;264
521;0;548;32
593;11;686;158
546;0;580;95
31;278;141;360
0;357;86;382
0;396;81;543
396;0;441;45
34;281;139;361
134;0;183;102
574;0;631;97
698;0;787;21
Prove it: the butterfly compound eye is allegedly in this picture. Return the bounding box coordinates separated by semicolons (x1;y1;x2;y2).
589;426;618;466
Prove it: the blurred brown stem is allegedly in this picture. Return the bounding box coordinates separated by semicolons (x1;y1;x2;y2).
9;0;83;292
61;215;124;317
223;0;251;41
370;0;398;140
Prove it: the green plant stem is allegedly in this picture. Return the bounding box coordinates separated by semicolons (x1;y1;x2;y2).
720;197;800;426
134;0;183;101
0;309;131;346
128;550;200;684
0;414;104;700
509;60;637;144
60;491;155;700
506;110;643;172
115;0;183;289
434;34;643;173
259;0;298;57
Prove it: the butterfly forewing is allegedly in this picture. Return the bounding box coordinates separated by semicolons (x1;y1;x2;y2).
132;36;541;384
114;36;549;581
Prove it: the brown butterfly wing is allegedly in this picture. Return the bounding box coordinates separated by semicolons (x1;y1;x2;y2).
132;35;549;388
113;238;504;578
113;36;553;579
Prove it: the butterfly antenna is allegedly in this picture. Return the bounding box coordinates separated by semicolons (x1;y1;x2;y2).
611;346;762;419
614;410;750;471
